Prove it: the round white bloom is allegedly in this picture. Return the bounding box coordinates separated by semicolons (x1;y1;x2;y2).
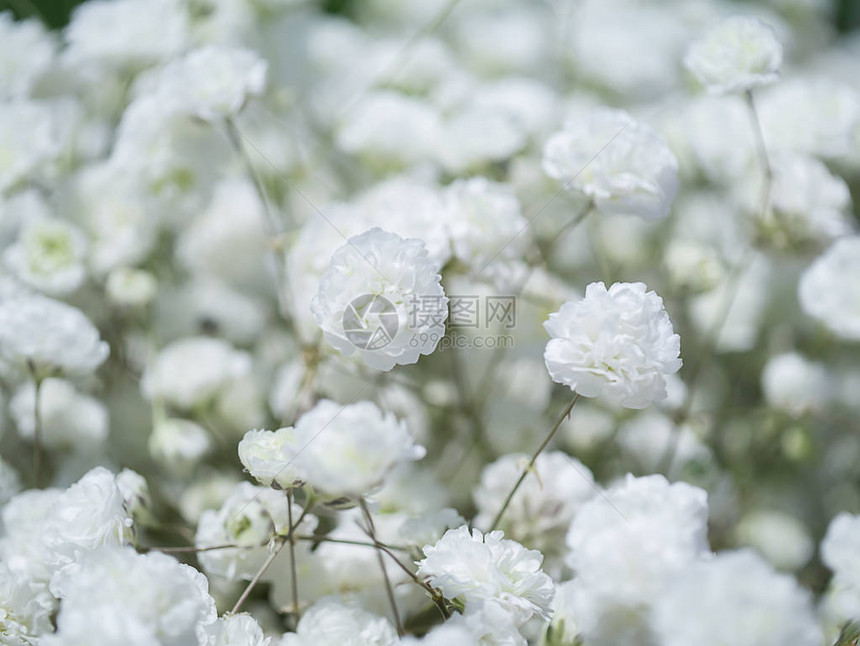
295;399;425;499
542;108;679;220
544;282;681;409
0;294;109;375
652;550;822;646
399;623;476;646
4;218;88;296
821;513;860;620
10;378;108;448
0;100;61;193
441;600;527;646
238;427;304;489
0;13;55;99
762;153;853;247
443;177;529;273
50;546;216;646
154;46;268;122
206;614;270;646
616;412;711;475
684;17;783;94
664;240;725;294
142;336;252;410
473;451;596;559
798;237;860;340
735;510;814;571
65;0;189;67
399;508;467;550
0;488;62;585
106;268;157;308
0;562;54;646
41;467;134;569
148;418;212;473
278;598;398;646
761;352;830;416
416;525;555;626
311;228;448;371
436;105;527;173
41;604;160;646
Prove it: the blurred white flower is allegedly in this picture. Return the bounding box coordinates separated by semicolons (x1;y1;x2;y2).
399;508;467;550
542;108;679;220
0;13;55;99
544;282;681;409
684;17;783;94
0;100;61;193
652;550;822;646
238;426;304;489
798;237;860;340
0;294;109;375
106;267;157;308
821;513;860;621
296;399;425;499
5;218;88;296
148;418;213;473
11;378;108;448
735;509;814;571
142;336;252;410
417;525;555;626
311;228;448;371
278;598;398;646
761;352;830;416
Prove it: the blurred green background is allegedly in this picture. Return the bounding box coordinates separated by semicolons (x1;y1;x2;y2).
1;0;859;31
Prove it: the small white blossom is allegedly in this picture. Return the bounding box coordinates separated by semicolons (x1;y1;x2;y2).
206;614;270;646
311;228;448;371
416;525;555;626
4;218;88;296
0;100;61;193
652;550;822;646
735;510;814;571
798;237;860;340
0;294;109;375
821;513;860;621
238;427;304;489
278;598;398;646
0;13;55;99
105;268;157;308
542;108;678;220
148;418;213;473
544;282;681;409
761;352;830;416
684;17;783;94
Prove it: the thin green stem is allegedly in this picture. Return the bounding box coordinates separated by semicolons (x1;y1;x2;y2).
286;490;300;617
360;500;404;637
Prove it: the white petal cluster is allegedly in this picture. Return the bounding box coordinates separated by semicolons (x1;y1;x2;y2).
761;352;831;416
142;336;252;410
0;13;55;99
821;513;860;621
652;550;822;646
542;108;679;220
311;228;448;371
0;294;109;375
206;614;270;646
798;237;860;340
4;218;89;295
544;282;682;408
416;525;555;627
0;100;61;194
148;418;212;473
278;598;398;646
48;547;216;646
238;426;304;489
684;17;783;94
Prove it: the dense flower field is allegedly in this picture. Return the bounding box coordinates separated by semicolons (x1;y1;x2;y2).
1;0;860;644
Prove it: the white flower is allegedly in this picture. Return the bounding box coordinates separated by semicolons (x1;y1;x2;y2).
543;282;681;409
616;412;711;475
444;600;527;646
115;469;152;525
0;562;54;646
473;451;596;561
238;427;304;489
761;352;830;416
65;0;189;67
10;378;108;448
206;614;270;646
542;108;678;220
652;550;822;646
41;467;134;569
416;525;555;626
4;218;88;295
154;46;268;122
436;105;527;172
142;336;252;410
821;513;860;621
735;510;814;571
49;546;216;646
399;508;467;550
105;268;157;308
278;598;398;646
148;418;212;473
684;17;783;94
311;228;448;371
0;13;55;99
295;399;425;499
0;294;109;375
798;237;860;340
0;100;61;193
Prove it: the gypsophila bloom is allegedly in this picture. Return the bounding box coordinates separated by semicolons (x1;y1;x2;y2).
821;513;860;621
544;282;681;408
278;598;398;646
105;267;157;308
416;525;555;627
4;218;88;296
154;46;268;122
798;237;860;341
0;294;109;375
652;550;822;646
49;546;216;646
735;510;814;572
148;418;212;473
142;336;252;410
761;352;830;416
238;427;304;489
295;399;425;499
0;100;60;193
399;508;467;550
206;614;270;646
311;228;448;371
542;108;679;220
684;17;783;94
0;13;55;99
0;561;54;646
